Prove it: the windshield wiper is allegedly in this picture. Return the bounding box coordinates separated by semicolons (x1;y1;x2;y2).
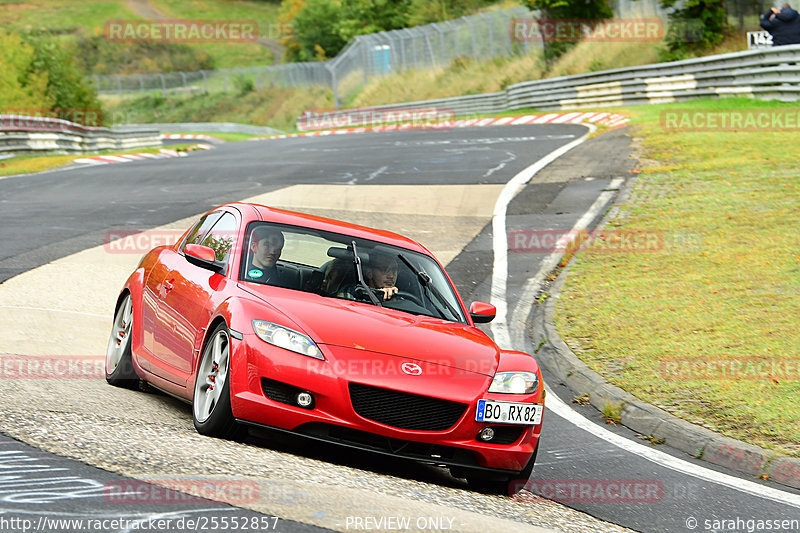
396;253;460;321
351;241;381;306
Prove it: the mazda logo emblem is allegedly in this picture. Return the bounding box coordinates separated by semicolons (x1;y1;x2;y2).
401;362;422;376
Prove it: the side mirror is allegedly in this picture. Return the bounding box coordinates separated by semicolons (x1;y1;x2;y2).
185;244;225;274
469;301;496;324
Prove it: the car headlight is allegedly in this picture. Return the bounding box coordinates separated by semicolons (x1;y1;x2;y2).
488;371;538;394
252;320;323;360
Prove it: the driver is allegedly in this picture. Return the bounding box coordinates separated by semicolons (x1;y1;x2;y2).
365;252;399;301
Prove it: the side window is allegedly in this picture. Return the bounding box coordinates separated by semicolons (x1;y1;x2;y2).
182;212;222;252
200;212;237;263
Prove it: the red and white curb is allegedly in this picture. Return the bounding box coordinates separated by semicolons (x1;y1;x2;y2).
252;112;629;140
73;145;211;166
161;133;221;142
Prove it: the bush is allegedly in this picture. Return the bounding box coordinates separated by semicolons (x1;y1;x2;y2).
660;0;726;58
0;29;101;125
23;32;101;115
73;32;216;76
234;74;256;95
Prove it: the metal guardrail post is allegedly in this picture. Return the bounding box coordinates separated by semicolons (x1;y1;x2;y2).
445;20;458;58
432;23;446;65
480;13;494;58
359;36;369;83
399;32;407;71
463;17;478;59
499;12;513;54
326;63;339;109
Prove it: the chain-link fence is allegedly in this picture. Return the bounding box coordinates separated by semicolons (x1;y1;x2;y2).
93;6;534;107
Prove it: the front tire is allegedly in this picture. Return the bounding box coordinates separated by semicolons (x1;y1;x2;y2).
105;294;139;388
193;323;240;438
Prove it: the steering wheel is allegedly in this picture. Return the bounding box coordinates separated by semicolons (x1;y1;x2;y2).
392;290;425;308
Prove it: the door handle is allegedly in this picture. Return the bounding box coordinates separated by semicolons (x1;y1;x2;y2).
163;279;174;292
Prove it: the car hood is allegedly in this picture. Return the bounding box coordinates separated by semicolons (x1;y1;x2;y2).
241;285;499;376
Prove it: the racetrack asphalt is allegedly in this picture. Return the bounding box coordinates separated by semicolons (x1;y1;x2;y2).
0;124;629;532
1;123;798;532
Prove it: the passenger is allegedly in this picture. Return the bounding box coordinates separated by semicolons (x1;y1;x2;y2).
320;258;354;297
246;227;296;288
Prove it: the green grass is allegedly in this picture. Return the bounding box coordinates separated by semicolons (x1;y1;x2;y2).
102;86;333;132
554;97;800;456
2;0;279;71
151;0;281;68
171;131;258;142
2;0;138;32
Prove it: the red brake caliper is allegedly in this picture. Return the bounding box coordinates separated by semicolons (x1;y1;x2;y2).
208;363;218;390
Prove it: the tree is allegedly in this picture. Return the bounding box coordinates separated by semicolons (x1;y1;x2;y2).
290;0;346;61
23;32;101;115
408;0;497;25
0;30;52;111
659;0;726;59
338;0;411;42
521;0;614;64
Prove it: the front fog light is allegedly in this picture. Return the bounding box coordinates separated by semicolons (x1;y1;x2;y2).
478;427;495;442
296;392;313;408
488;371;538;394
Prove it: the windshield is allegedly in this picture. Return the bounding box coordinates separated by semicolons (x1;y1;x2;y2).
239;222;467;324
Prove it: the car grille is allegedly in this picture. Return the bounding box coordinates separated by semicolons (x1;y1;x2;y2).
348;383;467;431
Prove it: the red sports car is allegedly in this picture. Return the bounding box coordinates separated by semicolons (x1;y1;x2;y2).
106;202;544;491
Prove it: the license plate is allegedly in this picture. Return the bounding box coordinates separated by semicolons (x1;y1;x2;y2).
476;400;543;425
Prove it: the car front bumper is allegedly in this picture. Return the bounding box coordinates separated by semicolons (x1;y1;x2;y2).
230;335;544;473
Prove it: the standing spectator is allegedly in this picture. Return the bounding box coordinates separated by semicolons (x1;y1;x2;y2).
760;4;800;45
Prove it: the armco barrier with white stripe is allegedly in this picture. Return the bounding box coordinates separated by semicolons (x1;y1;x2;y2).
0;115;161;155
267;112;627;141
295;44;800;128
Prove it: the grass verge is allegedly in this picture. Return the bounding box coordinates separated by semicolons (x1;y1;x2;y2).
102;86;334;132
0;144;194;178
553;97;800;456
171;132;258;142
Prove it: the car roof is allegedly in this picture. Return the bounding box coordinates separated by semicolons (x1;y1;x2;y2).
224;202;432;255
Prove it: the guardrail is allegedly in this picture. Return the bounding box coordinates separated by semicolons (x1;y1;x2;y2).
0;115;161;155
296;44;800;127
120;122;283;136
